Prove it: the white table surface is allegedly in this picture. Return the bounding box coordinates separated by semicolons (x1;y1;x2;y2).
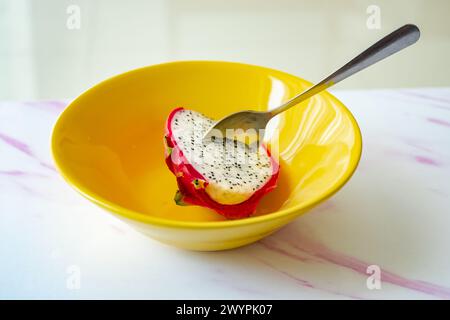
1;88;450;299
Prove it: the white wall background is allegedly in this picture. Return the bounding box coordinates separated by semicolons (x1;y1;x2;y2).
1;0;450;100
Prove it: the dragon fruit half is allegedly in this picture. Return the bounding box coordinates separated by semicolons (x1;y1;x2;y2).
164;108;279;219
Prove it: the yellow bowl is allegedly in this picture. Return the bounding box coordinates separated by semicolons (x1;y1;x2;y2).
51;61;362;251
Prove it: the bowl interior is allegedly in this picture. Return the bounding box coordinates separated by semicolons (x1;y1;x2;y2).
52;61;361;223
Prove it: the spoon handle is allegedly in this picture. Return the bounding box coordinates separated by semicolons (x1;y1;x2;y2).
270;24;420;116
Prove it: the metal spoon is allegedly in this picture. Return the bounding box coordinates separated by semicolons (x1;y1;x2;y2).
203;24;420;141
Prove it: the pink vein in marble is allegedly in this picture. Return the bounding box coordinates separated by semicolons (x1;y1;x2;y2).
385;142;442;167
255;256;362;299
254;257;314;289
427;117;450;128
414;155;441;167
0;132;55;171
403;139;435;154
0;133;34;157
0;170;49;178
0;170;28;176
264;230;450;299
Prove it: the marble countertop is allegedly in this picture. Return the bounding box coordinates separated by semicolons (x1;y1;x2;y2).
1;88;450;299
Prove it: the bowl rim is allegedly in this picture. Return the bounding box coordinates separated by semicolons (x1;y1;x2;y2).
51;60;362;229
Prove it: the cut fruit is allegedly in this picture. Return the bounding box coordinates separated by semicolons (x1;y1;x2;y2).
164;107;279;219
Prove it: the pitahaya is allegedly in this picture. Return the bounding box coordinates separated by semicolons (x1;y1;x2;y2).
164;107;279;219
